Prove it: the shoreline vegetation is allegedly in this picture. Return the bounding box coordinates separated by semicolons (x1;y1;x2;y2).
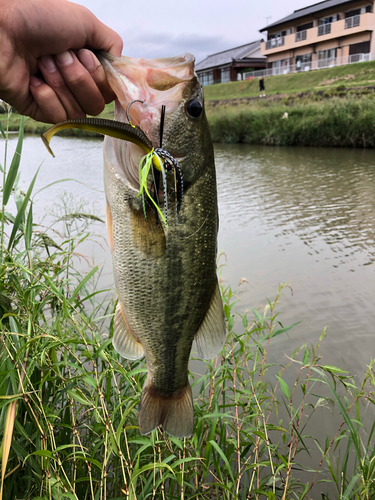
1;116;375;499
4;60;375;147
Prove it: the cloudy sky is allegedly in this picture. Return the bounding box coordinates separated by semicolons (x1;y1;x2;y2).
74;0;304;63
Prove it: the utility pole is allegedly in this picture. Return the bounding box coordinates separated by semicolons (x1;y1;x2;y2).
264;16;272;26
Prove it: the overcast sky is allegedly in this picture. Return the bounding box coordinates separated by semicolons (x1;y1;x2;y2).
75;0;304;63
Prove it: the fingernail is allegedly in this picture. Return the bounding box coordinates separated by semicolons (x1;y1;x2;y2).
30;75;42;87
40;55;57;72
78;50;95;71
55;50;74;66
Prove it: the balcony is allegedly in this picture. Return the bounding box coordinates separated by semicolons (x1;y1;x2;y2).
318;23;332;36
261;12;375;56
265;37;285;50
295;30;307;42
242;53;372;79
345;15;360;29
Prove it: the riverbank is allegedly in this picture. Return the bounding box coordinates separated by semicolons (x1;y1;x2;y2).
203;58;375;100
0;101;114;136
206;93;375;147
3;59;375;147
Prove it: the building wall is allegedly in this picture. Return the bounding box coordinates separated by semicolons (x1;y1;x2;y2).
266;0;374;38
262;0;374;70
265;30;373;64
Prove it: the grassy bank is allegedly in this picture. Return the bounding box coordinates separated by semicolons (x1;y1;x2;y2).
1;120;375;500
203;60;375;147
0;102;114;136
203;59;375;101
3;60;375;148
206;95;375;147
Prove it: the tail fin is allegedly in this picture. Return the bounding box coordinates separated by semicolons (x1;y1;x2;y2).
138;379;194;438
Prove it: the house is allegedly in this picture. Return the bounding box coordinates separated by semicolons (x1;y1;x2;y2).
195;40;266;85
259;0;375;74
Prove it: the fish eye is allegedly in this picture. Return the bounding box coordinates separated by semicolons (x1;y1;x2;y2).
186;99;203;119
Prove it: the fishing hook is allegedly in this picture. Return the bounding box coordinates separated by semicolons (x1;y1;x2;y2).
126;100;145;127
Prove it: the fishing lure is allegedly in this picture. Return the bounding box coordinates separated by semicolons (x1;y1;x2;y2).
41;105;183;227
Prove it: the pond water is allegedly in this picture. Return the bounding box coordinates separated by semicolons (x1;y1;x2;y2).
1;135;374;482
2;135;374;369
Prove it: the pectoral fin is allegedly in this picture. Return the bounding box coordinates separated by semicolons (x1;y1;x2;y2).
113;303;144;360
193;281;227;359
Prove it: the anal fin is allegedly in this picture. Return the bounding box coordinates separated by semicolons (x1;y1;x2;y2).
193;281;227;359
113;303;144;360
139;378;193;438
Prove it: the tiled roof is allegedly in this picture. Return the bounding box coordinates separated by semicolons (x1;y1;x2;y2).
195;40;264;72
260;0;357;31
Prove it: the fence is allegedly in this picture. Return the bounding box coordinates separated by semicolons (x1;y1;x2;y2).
241;53;372;80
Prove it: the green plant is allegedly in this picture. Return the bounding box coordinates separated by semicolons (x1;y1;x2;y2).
0;116;374;500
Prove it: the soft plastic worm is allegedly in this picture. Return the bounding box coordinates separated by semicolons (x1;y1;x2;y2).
41;117;155;158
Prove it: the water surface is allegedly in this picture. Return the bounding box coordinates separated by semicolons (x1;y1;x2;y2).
2;136;374;375
2;135;375;490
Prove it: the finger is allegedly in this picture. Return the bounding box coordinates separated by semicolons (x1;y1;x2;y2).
39;54;86;119
77;49;116;104
55;50;105;116
29;75;69;123
77;5;123;57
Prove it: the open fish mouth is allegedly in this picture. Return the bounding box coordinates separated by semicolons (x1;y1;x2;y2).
97;51;195;141
41;52;196;227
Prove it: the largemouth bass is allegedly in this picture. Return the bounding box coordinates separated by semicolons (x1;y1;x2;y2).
42;52;226;438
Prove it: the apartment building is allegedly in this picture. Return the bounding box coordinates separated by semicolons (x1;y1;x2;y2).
259;0;375;74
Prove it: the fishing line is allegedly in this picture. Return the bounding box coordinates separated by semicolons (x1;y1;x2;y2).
179;211;210;239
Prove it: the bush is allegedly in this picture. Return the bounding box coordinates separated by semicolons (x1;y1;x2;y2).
207;96;375;148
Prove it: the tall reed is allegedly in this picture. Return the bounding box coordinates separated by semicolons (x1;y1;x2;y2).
0;113;374;499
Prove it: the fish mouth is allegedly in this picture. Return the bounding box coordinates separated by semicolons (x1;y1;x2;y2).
98;52;195;143
98;52;195;218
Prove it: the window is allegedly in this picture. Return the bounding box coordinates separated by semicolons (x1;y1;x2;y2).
349;41;371;55
281;28;292;36
221;68;230;83
296;30;307;42
200;71;213;86
318;49;337;67
281;59;290;74
318;24;331;35
296;54;312;71
345;8;360;17
318;14;338;35
349;41;370;62
272;60;281;75
297;22;313;31
319;14;339;25
266;36;285;49
345;15;360;28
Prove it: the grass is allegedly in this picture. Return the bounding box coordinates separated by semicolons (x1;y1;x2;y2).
0;110;375;500
0;102;114;136
206;95;375;147
203;59;375;101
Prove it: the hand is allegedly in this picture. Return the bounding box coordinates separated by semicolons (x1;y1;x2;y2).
0;0;123;123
